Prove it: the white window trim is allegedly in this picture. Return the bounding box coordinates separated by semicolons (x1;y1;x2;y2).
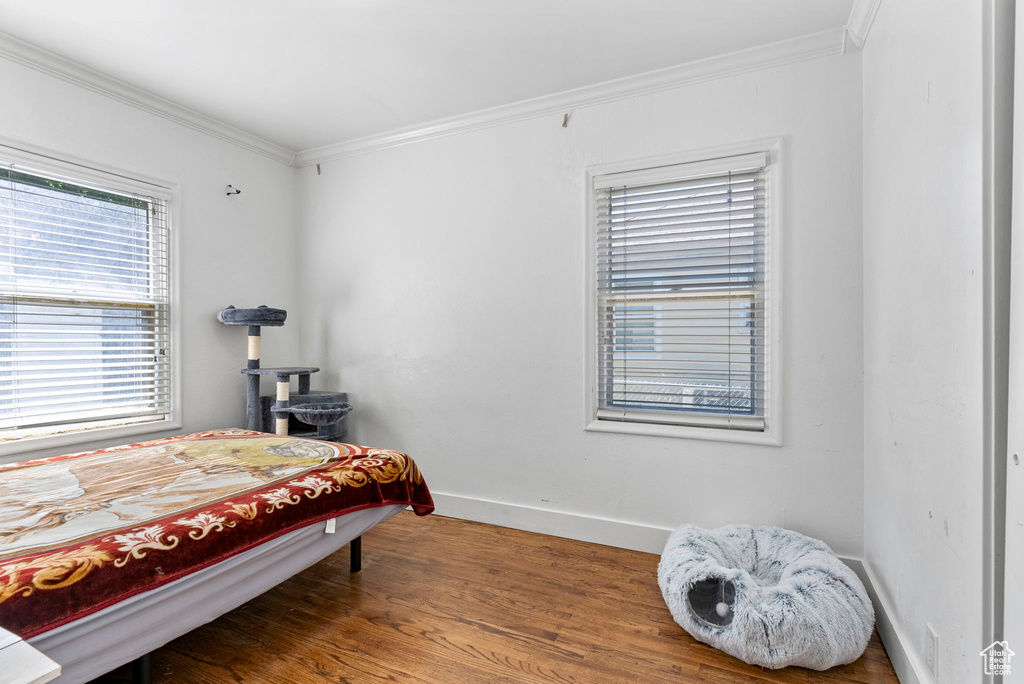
0;139;182;458
583;138;784;446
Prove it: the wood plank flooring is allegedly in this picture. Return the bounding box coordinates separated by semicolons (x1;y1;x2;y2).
92;512;899;683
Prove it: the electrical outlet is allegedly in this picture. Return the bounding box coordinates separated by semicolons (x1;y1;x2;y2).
926;623;939;676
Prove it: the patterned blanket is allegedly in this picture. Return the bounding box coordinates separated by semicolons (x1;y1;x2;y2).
0;429;433;638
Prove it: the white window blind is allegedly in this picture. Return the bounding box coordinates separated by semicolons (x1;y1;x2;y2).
594;152;768;431
0;165;171;435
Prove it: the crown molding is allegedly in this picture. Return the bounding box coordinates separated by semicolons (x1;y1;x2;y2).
294;27;846;167
0;24;853;170
0;31;297;166
844;0;883;52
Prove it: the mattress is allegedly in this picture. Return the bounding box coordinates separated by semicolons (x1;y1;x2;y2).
0;429;433;638
27;505;403;684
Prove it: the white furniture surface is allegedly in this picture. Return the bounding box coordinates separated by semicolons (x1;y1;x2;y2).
0;626;60;684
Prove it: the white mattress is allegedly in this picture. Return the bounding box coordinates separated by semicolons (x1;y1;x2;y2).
26;504;404;684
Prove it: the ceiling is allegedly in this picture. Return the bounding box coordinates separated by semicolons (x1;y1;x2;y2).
0;0;854;153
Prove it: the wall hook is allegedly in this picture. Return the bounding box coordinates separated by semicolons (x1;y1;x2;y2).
226;185;242;196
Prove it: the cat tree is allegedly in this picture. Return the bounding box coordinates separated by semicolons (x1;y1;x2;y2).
218;305;351;439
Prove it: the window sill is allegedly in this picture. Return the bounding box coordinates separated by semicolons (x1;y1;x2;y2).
0;416;182;460
584;418;782;446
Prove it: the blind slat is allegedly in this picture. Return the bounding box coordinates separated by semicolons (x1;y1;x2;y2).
1;222;168;252
8;362;168;374
3;233;167;264
598;197;766;223
0;402;171;428
3;249;168;276
1;372;170;392
598;176;765;205
1;387;167;409
0;286;169;302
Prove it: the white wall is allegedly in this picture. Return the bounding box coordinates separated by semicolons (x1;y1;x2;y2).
296;52;866;555
0;55;300;464
1005;0;1024;658
862;2;987;682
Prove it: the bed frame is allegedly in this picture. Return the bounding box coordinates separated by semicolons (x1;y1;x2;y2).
27;507;400;684
125;535;360;684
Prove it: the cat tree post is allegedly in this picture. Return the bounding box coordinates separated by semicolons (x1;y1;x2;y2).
275;373;291;435
217;305;288;432
247;325;262;431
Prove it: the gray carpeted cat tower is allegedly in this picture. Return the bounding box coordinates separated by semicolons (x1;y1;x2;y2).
217;305;352;439
658;524;874;671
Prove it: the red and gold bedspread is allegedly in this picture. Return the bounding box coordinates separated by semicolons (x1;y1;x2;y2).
0;429;433;638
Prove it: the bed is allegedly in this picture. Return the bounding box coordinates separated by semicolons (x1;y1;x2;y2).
0;429;434;683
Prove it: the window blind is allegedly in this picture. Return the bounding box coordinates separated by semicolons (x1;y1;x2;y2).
594;152;768;431
0;166;171;434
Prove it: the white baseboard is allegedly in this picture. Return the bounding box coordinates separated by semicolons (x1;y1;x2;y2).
429;491;673;554
429;491;919;684
855;560;933;684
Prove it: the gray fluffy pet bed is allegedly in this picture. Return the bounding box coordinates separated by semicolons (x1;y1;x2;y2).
658;524;874;670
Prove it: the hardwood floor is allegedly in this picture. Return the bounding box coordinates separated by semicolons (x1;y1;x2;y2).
93;512;899;683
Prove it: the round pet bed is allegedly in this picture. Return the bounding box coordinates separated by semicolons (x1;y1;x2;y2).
658;524;874;670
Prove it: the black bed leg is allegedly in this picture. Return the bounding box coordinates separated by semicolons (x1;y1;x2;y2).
350;535;362;573
132;653;153;684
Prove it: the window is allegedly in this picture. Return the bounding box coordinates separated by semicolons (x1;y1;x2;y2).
0;160;172;443
588;150;778;441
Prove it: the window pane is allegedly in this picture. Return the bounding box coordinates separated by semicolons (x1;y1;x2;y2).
595;156;768;428
0;167;170;435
